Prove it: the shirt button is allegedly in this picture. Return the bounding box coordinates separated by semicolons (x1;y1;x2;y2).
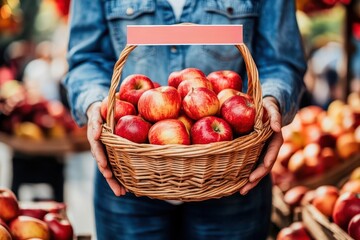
126;7;134;15
170;46;177;53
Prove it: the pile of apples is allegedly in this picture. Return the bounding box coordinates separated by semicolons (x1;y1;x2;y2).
272;93;360;188
103;68;260;145
0;188;74;240
281;166;360;240
0;80;84;141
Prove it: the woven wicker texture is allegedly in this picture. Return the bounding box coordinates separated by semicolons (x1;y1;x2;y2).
100;43;273;201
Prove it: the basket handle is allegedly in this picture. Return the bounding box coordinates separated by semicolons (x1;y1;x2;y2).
106;27;264;134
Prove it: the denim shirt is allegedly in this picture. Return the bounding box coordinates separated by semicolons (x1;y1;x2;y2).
63;0;307;127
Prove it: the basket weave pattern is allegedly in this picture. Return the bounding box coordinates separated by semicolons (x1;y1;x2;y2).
100;44;273;201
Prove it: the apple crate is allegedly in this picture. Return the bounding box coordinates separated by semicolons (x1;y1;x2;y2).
100;25;273;201
0;130;89;156
301;204;353;240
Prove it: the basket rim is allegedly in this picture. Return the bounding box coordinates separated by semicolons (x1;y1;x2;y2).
100;119;273;157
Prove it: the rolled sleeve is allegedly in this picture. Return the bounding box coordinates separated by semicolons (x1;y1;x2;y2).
255;0;307;126
62;0;117;126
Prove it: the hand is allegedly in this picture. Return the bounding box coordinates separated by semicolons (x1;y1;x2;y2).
87;101;126;196
239;96;283;195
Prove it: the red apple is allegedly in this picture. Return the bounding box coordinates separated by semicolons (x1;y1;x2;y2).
282;130;305;150
302;124;322;146
297;105;324;126
32;112;56;130
19;208;48;220
46;100;67;119
177;77;213;99
118;74;154;106
168;68;206;88
302;143;325;175
271;162;296;191
350;167;360;181
217;89;241;108
44;213;74;240
277;222;312;240
284;186;310;210
100;96;136;122
319;114;345;138
138;86;181;122
167;71;182;88
336;132;360;160
177;114;194;132
207;70;242;94
333;192;360;231
217;89;252;116
319;147;339;171
348;213;360;240
182;87;219;120
327;100;346;125
287;150;308;179
0;225;11;240
10;216;50;240
0;188;19;222
19;201;66;220
311;185;339;218
341;180;360;194
148;119;190;145
220;94;256;135
190;116;233;144
277;142;301;168
114;115;152;143
341;105;357;130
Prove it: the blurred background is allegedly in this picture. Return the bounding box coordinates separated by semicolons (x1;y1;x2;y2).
0;0;360;239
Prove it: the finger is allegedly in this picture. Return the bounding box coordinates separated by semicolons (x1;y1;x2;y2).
99;165;113;179
263;98;281;132
88;109;103;141
87;113;107;169
91;140;108;169
240;164;270;195
106;178;123;196
263;132;283;168
248;163;268;183
239;178;262;195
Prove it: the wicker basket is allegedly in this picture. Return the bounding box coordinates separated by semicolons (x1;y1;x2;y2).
100;43;273;201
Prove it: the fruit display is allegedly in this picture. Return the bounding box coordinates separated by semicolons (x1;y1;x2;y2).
0;79;88;154
272;93;360;191
0;188;74;240
273;166;360;239
102;68;261;145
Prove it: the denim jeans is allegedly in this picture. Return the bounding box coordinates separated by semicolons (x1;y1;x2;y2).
94;168;272;240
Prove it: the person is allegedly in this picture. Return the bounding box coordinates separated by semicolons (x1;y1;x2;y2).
63;0;307;239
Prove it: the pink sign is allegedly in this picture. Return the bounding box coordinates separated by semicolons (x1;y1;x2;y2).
127;25;243;45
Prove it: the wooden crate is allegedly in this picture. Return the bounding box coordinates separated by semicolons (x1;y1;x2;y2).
271;185;303;229
0;131;89;156
302;204;353;240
